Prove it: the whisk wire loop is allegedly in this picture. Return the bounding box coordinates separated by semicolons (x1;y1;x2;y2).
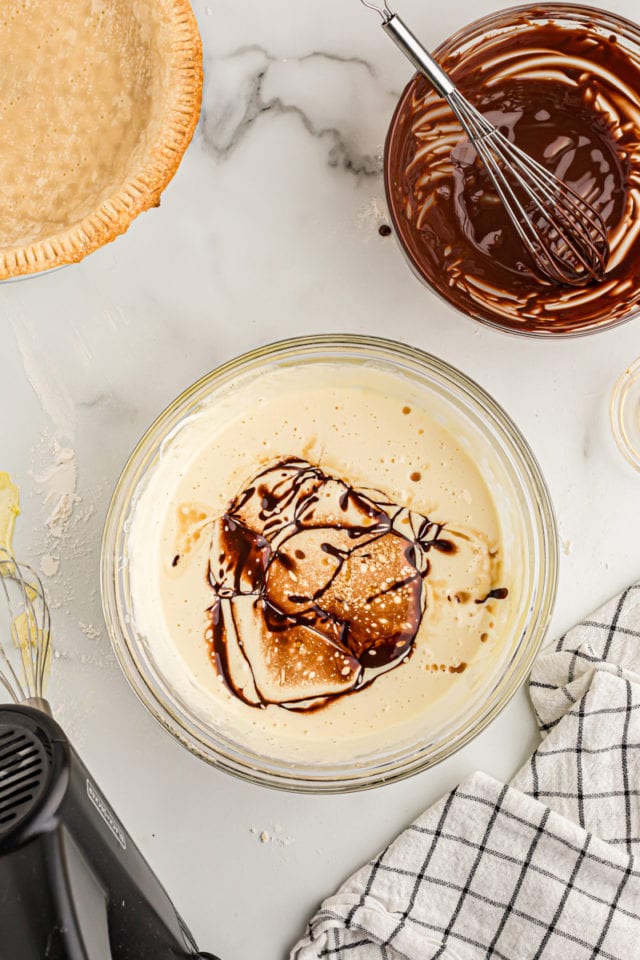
360;0;394;22
0;547;52;703
360;3;610;284
475;132;606;282
0;563;27;702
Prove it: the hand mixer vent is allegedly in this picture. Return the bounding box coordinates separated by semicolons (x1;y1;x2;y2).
0;721;49;836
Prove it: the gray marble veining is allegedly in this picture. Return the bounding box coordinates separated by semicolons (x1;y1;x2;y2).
1;2;640;958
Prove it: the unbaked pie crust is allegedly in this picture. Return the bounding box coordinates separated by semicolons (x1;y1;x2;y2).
0;0;203;279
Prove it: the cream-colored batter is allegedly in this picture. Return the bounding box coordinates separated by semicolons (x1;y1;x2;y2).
128;362;521;763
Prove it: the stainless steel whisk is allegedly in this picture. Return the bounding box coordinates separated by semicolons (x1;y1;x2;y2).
362;0;610;285
0;546;52;715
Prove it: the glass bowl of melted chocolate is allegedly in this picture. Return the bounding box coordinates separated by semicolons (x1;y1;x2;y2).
385;4;640;336
102;335;558;792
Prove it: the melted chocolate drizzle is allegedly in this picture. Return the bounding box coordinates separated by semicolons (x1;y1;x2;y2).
201;457;506;711
476;587;510;605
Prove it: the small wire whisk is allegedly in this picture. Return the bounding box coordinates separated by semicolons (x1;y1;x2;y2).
362;0;610;285
0;547;52;714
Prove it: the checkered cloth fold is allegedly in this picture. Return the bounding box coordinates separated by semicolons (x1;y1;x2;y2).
291;584;640;960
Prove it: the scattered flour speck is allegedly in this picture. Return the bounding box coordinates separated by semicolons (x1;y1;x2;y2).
41;554;60;577
356;197;387;234
251;825;294;847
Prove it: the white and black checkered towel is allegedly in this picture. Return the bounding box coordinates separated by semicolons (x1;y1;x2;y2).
291;584;640;960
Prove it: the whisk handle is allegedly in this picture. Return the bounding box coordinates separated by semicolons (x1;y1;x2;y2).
382;14;455;98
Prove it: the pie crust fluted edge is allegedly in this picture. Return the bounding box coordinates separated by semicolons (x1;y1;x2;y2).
0;0;204;281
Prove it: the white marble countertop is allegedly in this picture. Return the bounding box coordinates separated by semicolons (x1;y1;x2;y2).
2;1;640;957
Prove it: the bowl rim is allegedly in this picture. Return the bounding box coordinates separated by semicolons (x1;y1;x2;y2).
101;333;559;793
610;355;640;472
383;1;640;339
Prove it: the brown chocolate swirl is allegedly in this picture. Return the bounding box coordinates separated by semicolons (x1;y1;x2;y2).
203;457;506;711
386;11;640;335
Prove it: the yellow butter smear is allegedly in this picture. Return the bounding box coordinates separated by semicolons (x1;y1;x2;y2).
0;472;20;554
0;472;51;700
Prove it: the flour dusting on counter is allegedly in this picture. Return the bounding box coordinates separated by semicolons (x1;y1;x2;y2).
38;446;80;541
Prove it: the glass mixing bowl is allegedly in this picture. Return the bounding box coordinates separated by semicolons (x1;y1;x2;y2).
385;3;640;337
101;335;558;792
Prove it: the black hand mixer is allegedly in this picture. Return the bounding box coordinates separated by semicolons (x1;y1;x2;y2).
0;545;220;960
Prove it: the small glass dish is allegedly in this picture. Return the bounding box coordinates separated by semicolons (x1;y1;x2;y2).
384;3;640;337
611;357;640;472
101;335;558;793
